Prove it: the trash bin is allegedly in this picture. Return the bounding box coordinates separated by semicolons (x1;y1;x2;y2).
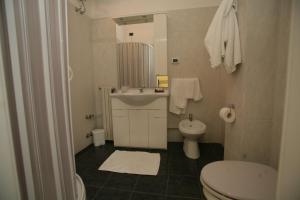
92;129;105;147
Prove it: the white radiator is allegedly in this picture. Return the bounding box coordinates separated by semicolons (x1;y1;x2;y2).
101;87;113;140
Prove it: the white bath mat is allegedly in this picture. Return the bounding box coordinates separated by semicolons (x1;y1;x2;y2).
98;150;160;175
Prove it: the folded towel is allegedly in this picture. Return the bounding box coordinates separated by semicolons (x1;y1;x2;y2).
169;78;203;114
204;0;241;73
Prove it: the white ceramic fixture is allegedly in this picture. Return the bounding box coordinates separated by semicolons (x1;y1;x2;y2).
200;161;277;200
179;119;206;159
75;174;86;200
110;88;169;105
110;88;169;149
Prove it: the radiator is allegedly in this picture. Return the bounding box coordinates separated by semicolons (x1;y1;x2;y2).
101;87;113;140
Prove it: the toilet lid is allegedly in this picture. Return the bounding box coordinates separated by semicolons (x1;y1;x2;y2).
200;161;277;200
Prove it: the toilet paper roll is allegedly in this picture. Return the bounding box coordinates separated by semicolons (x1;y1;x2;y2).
219;107;236;123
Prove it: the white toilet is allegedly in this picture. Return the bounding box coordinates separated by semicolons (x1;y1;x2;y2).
75;174;86;200
179;117;206;159
200;161;277;200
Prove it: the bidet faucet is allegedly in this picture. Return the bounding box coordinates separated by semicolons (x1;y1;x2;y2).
188;113;193;121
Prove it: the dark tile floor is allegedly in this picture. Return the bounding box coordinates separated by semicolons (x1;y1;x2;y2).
75;142;223;200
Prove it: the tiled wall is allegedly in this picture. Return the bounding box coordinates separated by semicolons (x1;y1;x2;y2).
91;18;119;128
116;23;154;44
270;1;292;168
68;3;96;153
223;0;291;168
167;7;225;144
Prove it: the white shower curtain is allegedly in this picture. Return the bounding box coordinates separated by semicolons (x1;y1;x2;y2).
117;42;154;88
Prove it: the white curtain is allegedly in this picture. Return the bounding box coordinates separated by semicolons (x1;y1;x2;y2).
117;42;154;88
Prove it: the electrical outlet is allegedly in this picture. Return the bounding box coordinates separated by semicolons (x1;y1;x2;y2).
171;58;179;64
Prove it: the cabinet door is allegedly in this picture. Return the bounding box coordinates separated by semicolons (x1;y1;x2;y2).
129;110;148;148
149;110;167;149
112;110;130;147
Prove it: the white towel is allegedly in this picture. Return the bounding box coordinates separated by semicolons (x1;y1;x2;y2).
169;78;203;114
204;0;241;73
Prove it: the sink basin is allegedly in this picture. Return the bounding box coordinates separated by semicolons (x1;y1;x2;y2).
110;88;169;105
179;119;206;137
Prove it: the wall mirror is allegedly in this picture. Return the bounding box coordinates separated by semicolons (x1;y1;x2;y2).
114;14;168;88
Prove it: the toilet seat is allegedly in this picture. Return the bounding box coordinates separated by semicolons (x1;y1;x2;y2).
76;174;86;200
201;179;232;200
200;161;277;200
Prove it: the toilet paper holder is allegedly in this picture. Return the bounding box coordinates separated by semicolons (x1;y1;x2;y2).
219;104;236;123
228;104;235;115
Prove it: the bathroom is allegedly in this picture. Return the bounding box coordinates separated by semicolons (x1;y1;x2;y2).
0;0;299;200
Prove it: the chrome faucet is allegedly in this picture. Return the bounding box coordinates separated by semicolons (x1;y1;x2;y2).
139;87;144;93
188;113;193;121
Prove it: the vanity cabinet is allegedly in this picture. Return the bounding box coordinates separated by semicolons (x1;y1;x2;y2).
129;110;149;148
111;110;130;147
149;110;167;148
111;97;167;149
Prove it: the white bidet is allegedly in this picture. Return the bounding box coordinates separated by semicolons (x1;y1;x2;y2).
179;119;206;159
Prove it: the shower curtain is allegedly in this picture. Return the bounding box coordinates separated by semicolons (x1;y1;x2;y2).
117;42;154;88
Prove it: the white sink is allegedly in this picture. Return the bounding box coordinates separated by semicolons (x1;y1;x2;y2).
110;88;169;105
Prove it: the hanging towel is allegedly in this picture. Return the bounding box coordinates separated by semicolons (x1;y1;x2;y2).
169;78;203;115
204;0;241;73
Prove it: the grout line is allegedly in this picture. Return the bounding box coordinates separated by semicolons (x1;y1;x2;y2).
101;186;133;193
76;143;223;200
164;171;170;197
91;188;101;200
166;194;201;199
131;190;165;196
87;172;113;199
129;175;140;200
129;191;134;200
97;172;113;190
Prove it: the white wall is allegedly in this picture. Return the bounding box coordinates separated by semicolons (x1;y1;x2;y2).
270;0;292;168
154;14;167;76
276;0;300;198
116;23;154;44
92;18;119;128
223;0;292;168
74;0;221;19
167;7;224;144
68;3;96;153
116;24;124;43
